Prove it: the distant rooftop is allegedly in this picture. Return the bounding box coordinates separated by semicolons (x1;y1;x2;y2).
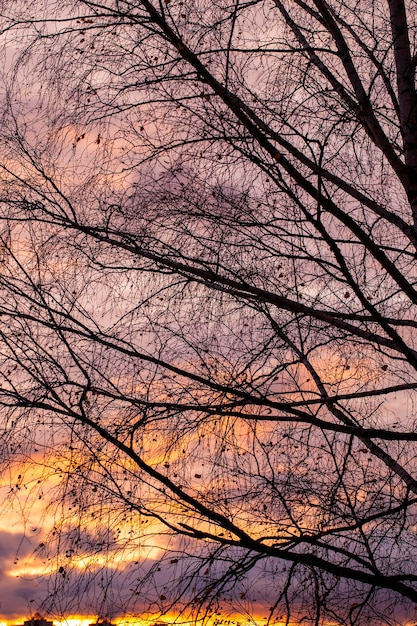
16;616;116;626
17;618;54;626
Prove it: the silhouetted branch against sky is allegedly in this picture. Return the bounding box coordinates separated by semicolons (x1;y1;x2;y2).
0;0;417;624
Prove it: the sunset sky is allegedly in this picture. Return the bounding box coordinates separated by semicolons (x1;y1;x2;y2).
1;0;417;625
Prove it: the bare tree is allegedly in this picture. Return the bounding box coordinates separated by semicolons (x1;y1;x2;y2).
1;0;417;623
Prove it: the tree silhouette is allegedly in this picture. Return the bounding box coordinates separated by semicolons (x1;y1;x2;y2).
1;0;417;623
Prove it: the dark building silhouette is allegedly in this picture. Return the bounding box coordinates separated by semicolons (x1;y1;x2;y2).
17;616;54;626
